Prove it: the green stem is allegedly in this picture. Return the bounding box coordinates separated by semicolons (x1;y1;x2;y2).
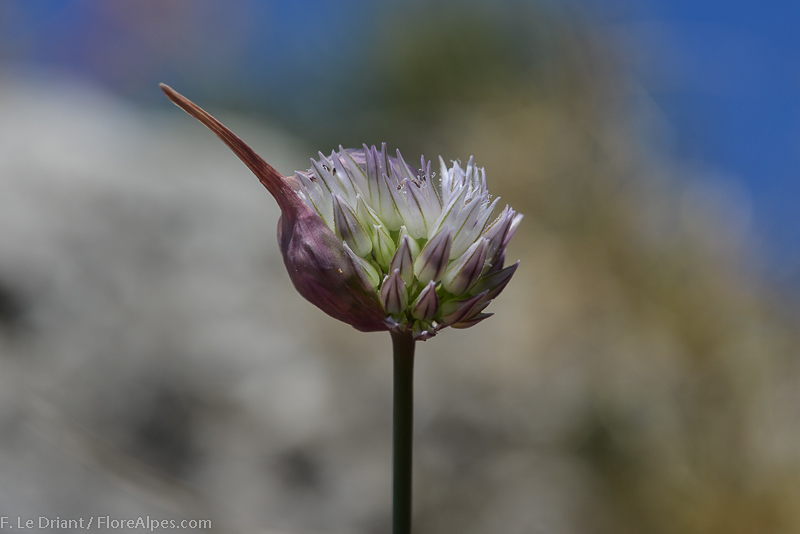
391;330;416;534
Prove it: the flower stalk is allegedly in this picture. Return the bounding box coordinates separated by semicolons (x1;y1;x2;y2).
391;330;416;534
159;83;524;534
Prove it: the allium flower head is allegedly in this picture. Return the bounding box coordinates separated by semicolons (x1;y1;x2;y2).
161;85;521;340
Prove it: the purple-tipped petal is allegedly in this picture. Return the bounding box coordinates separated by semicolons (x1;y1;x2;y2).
449;193;489;257
343;242;382;289
398;226;421;258
389;234;416;287
380;269;408;318
414;229;452;285
450;312;494;329
339;147;371;198
319;151;358;201
294;170;334;228
310;158;336;195
483;207;514;266
394;178;427;238
331;149;364;198
411;281;439;321
355;194;380;228
372;224;396;267
470;260;519;301
377;172;402;230
486;250;507;275
392;149;416;181
440;290;489;325
333;194;373;257
442;238;489;295
504;213;524;247
427;182;469;239
406;175;437;229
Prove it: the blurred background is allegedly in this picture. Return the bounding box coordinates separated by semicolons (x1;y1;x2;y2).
1;1;799;533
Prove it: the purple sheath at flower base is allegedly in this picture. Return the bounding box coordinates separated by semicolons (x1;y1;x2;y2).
161;84;523;339
160;84;387;332
277;204;388;332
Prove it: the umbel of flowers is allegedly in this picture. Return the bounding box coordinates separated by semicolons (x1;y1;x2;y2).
295;145;521;339
160;85;521;340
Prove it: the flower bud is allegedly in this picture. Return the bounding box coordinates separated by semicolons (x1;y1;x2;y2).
442;238;489;295
380;269;408;319
333;194;373;257
440;291;490;325
411;281;439;322
372;224;396;267
413;229;452;285
470;261;519;300
161;84;522;339
398;226;421;258
390;234;416;288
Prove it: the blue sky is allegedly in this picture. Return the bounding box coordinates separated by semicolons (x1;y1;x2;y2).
586;0;800;281
2;0;798;282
